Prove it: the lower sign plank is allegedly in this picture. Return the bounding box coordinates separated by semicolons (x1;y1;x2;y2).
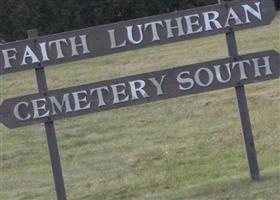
0;50;279;128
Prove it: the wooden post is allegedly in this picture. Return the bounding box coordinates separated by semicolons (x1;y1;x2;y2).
27;29;68;199
218;0;260;180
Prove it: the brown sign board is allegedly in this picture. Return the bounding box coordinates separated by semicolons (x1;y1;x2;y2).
0;0;275;75
0;50;279;128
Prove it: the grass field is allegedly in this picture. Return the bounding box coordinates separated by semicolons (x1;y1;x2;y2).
0;12;279;200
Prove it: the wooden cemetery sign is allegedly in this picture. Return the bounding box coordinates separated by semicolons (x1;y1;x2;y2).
0;0;278;199
0;50;279;128
0;0;275;74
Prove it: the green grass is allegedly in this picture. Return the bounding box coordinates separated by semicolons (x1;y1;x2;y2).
1;12;280;200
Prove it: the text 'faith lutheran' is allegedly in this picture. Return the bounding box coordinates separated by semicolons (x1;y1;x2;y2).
0;1;273;74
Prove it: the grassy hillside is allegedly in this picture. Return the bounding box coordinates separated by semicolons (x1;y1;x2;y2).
1;13;279;200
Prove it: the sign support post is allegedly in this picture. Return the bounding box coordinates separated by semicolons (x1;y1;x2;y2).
218;0;260;180
27;29;68;199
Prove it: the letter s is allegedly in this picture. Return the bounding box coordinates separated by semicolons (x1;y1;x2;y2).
177;71;194;90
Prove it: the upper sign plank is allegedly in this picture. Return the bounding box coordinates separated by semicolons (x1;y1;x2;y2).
0;0;275;74
0;50;279;128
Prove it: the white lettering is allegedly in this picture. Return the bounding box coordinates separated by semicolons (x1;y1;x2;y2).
252;56;272;77
13;102;31;121
144;21;164;41
195;68;214;87
90;86;109;107
214;64;232;83
148;75;166;95
21;46;40;65
108;29;127;49
225;8;244;27
129;80;149;100
177;71;194;90
2;48;17;69
31;98;49;119
49;39;68;59
111;83;129;104
126;25;144;44
72;90;91;111
203;11;222;31
165;17;185;38
69;35;91;56
242;2;262;23
185;14;203;34
49;94;73;115
39;42;50;62
232;60;251;80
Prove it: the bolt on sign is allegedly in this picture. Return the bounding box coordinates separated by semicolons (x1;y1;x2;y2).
0;0;279;199
0;0;275;74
